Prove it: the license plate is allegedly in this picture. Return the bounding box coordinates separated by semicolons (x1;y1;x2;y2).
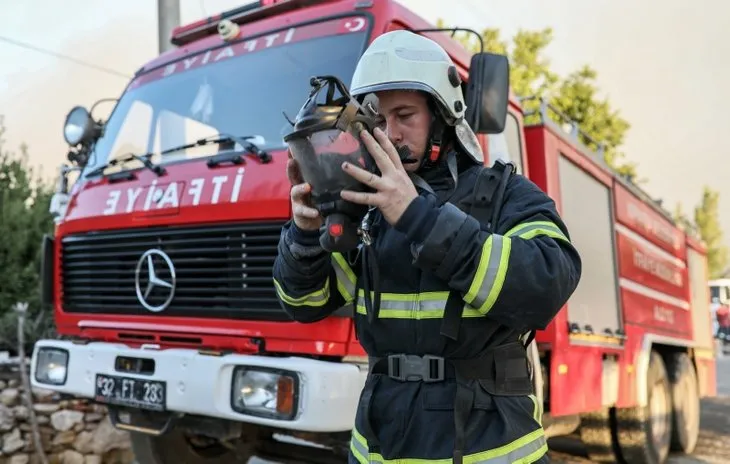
95;374;166;411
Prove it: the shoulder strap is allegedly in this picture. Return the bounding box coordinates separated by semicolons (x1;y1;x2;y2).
471;160;515;230
440;160;515;341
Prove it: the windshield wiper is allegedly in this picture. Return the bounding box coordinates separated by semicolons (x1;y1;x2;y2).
163;134;272;165
86;134;271;178
86;152;165;178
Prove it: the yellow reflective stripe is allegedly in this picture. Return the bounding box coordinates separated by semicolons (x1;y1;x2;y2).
506;220;569;242
272;277;330;307
529;394;543;426
464;235;512;315
332;252;356;304
464;221;568;315
351;425;547;463
354;291;482;320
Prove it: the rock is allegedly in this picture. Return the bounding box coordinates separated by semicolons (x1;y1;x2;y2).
2;427;26;454
37;415;49;425
59;449;84;464
90;417;131;454
0;404;14;431
83;456;101;464
50;410;84;432
0;388;20;407
8;379;19;388
32;388;56;402
10;454;30;464
84;423;96;431
73;431;94;454
102;448;135;464
52;429;77;446
73;422;84;432
0;380;7;389
33;403;60;415
84;413;103;423
13;405;29;420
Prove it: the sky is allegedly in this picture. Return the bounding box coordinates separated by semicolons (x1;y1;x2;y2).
1;0;728;246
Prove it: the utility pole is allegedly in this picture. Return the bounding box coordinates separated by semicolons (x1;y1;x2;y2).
156;0;181;152
157;0;181;54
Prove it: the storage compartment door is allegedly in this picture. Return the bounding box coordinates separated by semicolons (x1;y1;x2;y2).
558;155;623;335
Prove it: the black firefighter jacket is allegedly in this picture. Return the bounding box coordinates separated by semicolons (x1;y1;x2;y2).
272;153;582;464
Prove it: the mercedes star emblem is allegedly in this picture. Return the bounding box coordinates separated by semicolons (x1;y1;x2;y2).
134;249;176;312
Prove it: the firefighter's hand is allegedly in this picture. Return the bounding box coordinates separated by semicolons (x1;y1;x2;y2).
287;156;323;231
340;127;419;225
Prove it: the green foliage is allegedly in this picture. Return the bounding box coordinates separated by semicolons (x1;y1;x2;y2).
672;187;729;278
693;186;729;278
672;201;696;235
0;115;57;353
435;20;638;181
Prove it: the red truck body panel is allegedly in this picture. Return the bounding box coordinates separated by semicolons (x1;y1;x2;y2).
524;116;716;416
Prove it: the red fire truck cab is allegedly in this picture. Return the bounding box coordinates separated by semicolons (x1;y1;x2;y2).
32;1;717;463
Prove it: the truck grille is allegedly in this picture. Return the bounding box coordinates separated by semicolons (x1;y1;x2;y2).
60;221;290;320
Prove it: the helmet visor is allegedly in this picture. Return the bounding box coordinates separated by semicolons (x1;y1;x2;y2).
287;128;373;195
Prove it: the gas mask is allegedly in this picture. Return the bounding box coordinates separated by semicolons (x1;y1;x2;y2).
284;75;381;253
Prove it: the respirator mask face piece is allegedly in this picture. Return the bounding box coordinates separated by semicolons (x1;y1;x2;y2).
284;75;380;253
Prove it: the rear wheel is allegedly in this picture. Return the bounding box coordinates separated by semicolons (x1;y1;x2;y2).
578;407;616;462
667;352;700;454
614;350;673;464
130;427;260;464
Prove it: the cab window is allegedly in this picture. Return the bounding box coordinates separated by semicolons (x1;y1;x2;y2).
711;285;730;304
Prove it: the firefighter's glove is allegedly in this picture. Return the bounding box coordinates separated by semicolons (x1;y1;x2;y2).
340;128;419;226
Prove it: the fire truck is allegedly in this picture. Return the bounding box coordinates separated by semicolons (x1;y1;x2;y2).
31;0;717;463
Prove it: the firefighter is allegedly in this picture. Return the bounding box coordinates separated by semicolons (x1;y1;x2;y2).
273;30;582;464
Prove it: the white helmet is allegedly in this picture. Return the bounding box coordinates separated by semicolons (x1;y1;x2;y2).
349;30;483;164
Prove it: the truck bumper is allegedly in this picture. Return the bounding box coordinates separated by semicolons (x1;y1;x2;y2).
30;340;368;433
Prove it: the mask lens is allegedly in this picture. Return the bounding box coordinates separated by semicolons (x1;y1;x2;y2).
287;129;372;195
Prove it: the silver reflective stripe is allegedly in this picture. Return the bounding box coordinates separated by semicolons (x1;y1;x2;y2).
506;221;568;242
354;292;462;319
272;278;330;307
472;430;547;463
471;234;506;309
356;295;445;311
350;432;370;463
350;426;547;463
332;254;356;303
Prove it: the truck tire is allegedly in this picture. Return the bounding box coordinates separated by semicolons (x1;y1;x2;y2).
578;407;616;462
614;350;672;464
130;428;256;464
666;352;700;454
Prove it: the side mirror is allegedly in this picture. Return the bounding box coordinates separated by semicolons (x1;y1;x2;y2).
63;106;97;147
464;52;510;134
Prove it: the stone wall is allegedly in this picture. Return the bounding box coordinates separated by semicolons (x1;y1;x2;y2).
0;361;134;464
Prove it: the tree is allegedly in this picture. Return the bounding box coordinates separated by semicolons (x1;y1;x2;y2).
435;20;638;181
694;186;729;278
672;201;696;235
0;115;57;353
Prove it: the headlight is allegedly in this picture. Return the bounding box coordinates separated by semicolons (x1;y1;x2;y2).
34;348;69;385
231;367;298;420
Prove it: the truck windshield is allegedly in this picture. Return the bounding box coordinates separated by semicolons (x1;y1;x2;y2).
85;16;370;173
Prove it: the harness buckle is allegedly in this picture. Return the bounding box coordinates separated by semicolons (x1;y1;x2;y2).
387;354;445;382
